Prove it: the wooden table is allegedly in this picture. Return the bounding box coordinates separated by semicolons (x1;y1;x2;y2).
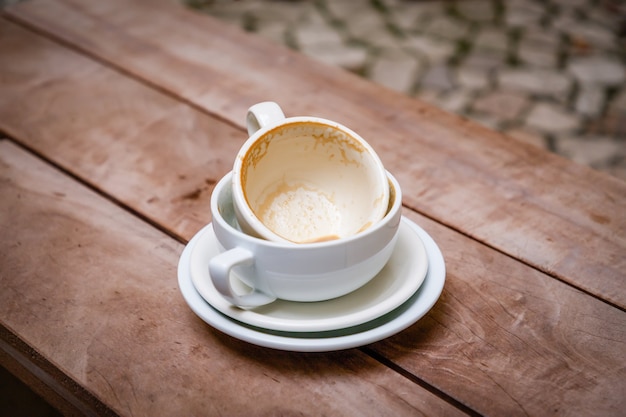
1;0;624;415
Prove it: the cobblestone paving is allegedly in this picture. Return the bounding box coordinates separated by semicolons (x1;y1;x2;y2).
189;0;626;181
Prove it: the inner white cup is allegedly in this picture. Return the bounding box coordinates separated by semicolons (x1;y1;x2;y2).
232;101;389;244
207;171;402;308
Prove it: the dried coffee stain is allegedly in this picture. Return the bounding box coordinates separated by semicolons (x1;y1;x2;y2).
179;178;217;201
589;212;610;225
182;188;203;201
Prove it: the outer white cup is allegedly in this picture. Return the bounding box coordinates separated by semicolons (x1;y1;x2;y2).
208;171;402;308
232;101;390;244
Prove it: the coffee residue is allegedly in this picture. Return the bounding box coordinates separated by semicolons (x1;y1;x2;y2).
301;234;341;243
255;182;342;243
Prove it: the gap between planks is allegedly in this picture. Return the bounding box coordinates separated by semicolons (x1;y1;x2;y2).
361;347;482;417
0;133;485;416
0;135;187;246
1;12;243;135
0;138;479;417
1;13;623;315
0;324;117;417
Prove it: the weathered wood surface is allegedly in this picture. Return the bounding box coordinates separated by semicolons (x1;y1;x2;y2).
1;18;625;417
379;209;626;416
0;17;242;241
6;0;626;309
0;140;466;417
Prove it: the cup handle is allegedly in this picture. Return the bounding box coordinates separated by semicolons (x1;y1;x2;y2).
208;247;277;308
246;101;285;136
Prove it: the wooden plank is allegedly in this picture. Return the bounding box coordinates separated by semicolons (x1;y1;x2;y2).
6;0;625;308
372;209;626;416
0;22;624;417
0;140;466;417
0;18;243;241
1;328;112;417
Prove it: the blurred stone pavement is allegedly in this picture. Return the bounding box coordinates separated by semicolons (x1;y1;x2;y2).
188;0;626;182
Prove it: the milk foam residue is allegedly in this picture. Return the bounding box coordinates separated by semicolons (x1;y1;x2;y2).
256;182;342;243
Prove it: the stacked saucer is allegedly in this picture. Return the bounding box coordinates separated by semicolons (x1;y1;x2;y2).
177;216;445;352
178;102;445;351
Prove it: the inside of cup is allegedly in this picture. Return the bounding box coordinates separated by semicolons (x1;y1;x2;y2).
220;172;397;239
217;183;241;231
241;121;388;243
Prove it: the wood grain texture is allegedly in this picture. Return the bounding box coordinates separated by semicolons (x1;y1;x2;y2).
1;328;112;417
6;0;625;309
0;18;243;241
0;20;624;417
372;210;626;416
0;140;465;417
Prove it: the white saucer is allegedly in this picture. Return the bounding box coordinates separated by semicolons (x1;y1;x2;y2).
189;220;428;332
178;217;445;352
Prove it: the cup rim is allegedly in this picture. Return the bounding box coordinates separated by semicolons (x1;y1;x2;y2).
232;116;390;243
212;171;401;249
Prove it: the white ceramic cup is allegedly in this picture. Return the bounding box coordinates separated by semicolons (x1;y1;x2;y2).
207;171;402;308
232;101;389;244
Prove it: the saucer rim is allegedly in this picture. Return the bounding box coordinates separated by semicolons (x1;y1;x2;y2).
177;216;446;352
189;219;429;332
